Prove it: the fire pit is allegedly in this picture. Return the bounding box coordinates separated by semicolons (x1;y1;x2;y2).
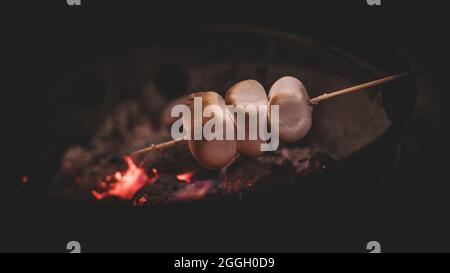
23;25;416;207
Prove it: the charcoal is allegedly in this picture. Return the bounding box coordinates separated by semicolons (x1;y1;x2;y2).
133;174;183;205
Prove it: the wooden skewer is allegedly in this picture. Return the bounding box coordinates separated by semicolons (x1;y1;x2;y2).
308;72;409;105
131;138;184;155
131;72;410;155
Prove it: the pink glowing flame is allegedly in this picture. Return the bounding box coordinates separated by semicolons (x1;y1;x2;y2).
176;171;195;183
91;156;158;200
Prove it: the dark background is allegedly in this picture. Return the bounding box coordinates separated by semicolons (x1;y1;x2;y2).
2;0;450;252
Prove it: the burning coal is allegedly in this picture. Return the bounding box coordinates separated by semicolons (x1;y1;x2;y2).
176;172;195;183
91;156;158;200
171;180;215;202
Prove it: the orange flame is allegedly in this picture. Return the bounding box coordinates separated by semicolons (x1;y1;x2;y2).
91;156;158;200
176;171;195;183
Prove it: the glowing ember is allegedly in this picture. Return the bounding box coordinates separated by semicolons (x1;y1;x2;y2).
172;180;213;201
176;172;195;183
21;176;29;184
91;156;158;200
132;194;149;206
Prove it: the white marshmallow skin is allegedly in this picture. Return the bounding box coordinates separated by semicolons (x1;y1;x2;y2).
268;76;313;143
185;91;237;169
225;80;268;157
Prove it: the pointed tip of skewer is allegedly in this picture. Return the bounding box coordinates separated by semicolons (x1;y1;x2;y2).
393;71;411;78
309;71;411;105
